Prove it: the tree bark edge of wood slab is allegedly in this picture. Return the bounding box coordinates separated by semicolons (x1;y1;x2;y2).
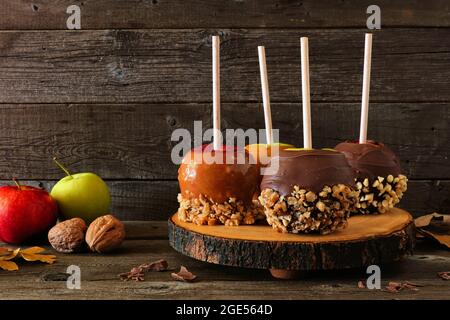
168;208;415;272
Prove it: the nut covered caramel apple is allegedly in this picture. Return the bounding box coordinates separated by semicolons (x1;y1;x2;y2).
335;140;408;215
259;148;359;235
177;144;264;226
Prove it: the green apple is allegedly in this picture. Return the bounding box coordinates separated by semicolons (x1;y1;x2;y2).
50;158;110;224
284;147;312;151
285;148;337;152
245;143;294;164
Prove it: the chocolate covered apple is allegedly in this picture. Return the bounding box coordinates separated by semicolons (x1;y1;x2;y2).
259;149;358;234
259;38;359;235
333;34;407;215
177;145;264;226
335;141;407;214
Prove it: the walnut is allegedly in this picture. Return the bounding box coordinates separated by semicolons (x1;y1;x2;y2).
85;215;126;253
48;218;87;253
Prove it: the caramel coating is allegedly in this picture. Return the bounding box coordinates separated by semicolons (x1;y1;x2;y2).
178;145;260;205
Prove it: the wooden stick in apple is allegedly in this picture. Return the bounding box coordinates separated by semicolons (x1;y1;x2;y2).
258;46;273;145
212;35;221;150
359;33;373;144
175;36;267;227
244;46;294;164
300;37;312;149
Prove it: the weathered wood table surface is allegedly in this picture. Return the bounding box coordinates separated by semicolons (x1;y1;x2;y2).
0;221;448;300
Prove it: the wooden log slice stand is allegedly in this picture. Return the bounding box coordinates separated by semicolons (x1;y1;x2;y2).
168;208;415;279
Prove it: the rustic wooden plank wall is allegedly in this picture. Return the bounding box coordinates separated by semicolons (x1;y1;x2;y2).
0;0;448;219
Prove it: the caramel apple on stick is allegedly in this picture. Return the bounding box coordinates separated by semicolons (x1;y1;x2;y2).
177;36;264;226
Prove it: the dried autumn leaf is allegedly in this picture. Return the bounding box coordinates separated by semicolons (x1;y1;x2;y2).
414;213;450;249
0;248;20;261
19;247;56;264
420;230;450;249
171;266;197;282
415;213;450;228
415;231;426;239
0;260;19;271
19;247;45;255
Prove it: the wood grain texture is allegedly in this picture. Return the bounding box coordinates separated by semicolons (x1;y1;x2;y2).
1;0;449;30
0;29;449;103
0;222;449;299
168;209;415;270
3;180;180;221
5;179;449;221
170;208;413;243
102;179;450;220
123;220;168;240
0;103;448;180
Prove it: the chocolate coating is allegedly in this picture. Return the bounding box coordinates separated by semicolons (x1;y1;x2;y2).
178;145;260;205
334;140;402;180
260;149;356;195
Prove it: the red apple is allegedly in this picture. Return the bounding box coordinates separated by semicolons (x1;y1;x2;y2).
0;184;58;244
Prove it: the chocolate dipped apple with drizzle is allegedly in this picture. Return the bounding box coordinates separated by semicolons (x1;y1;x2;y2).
258;38;358;235
177;36;264;226
335;34;407;215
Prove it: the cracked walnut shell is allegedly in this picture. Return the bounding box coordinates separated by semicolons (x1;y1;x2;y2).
85;215;126;253
48;218;87;253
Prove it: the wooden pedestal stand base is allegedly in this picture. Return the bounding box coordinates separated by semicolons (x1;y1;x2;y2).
168;208;415;279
